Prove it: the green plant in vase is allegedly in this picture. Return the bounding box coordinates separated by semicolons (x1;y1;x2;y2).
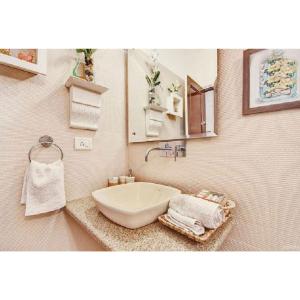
145;69;161;105
76;49;97;82
168;82;181;94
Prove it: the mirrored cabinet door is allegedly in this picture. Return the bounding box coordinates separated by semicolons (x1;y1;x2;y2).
127;49;218;143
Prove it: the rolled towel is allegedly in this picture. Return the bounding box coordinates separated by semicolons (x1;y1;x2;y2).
168;208;202;227
169;194;225;229
166;208;205;236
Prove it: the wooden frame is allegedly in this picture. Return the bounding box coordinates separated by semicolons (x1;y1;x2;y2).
243;49;300;115
0;49;47;75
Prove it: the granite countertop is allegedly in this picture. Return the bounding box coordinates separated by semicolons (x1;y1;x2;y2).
65;197;234;251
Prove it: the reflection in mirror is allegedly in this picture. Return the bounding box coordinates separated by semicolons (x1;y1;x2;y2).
127;49;217;143
186;76;216;138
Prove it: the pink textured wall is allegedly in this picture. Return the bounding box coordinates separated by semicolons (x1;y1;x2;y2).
0;49;128;250
129;49;300;251
2;49;299;251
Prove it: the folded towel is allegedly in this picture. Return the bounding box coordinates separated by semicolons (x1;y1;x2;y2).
169;194;225;229
21;160;66;216
168;208;202;227
167;208;205;235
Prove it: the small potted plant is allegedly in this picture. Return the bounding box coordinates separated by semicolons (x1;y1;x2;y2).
166;82;183;117
168;82;181;94
145;69;161;105
76;49;97;82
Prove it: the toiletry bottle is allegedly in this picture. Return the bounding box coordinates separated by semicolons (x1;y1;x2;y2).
108;176;119;187
125;169;135;184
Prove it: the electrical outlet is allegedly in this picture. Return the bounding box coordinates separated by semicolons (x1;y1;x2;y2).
74;137;93;150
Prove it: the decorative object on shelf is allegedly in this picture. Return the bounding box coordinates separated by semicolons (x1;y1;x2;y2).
145;50;161;105
72;55;85;79
146;70;161;105
166;92;183;118
243;49;300;115
65;76;108;131
144;104;167;137
76;49;96;82
0;49;47;74
168;82;181;93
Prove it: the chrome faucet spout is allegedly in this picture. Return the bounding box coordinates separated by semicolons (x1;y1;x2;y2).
145;146;171;162
145;147;162;162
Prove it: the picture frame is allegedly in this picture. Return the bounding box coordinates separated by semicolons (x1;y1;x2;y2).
243;49;300;115
0;49;47;75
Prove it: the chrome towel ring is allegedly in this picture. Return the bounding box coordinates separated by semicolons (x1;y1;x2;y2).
28;135;64;162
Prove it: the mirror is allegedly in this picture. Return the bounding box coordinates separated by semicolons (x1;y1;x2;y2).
127;49;217;143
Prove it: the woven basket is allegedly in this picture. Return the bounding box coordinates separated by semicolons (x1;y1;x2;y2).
158;198;235;243
158;213;232;243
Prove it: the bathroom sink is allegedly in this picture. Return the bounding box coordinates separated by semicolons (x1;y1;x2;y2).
92;182;181;229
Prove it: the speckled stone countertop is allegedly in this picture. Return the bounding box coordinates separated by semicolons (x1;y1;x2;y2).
65;197;233;251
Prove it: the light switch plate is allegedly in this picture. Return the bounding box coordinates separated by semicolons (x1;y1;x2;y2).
74;137;93;150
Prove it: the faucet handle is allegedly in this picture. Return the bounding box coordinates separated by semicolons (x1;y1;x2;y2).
174;144;186;161
164;143;172;150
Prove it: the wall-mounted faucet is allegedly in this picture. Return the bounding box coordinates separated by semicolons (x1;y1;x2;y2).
144;141;186;162
145;145;172;162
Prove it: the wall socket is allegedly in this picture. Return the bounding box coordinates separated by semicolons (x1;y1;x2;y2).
74;137;93;150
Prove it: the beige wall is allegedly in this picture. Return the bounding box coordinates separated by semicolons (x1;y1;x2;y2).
0;49;128;250
129;49;300;251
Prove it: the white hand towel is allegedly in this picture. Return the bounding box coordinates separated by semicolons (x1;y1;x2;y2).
169;194;225;229
21;160;66;216
167;208;205;235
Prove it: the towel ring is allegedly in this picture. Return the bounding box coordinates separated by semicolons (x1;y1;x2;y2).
28;135;64;162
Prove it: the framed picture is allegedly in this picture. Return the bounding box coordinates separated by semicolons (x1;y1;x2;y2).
243;49;300;115
0;49;47;75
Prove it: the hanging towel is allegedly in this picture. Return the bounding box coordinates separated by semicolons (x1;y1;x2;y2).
169;194;225;229
166;208;205;235
21;160;66;216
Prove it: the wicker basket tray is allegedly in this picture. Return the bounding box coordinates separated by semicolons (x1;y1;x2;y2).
158;212;232;243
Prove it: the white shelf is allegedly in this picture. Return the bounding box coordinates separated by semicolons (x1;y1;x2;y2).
65;76;108;131
144;104;167;112
65;76;108;94
144;104;167;137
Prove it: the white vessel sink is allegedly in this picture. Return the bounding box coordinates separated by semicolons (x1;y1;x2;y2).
92;182;181;229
